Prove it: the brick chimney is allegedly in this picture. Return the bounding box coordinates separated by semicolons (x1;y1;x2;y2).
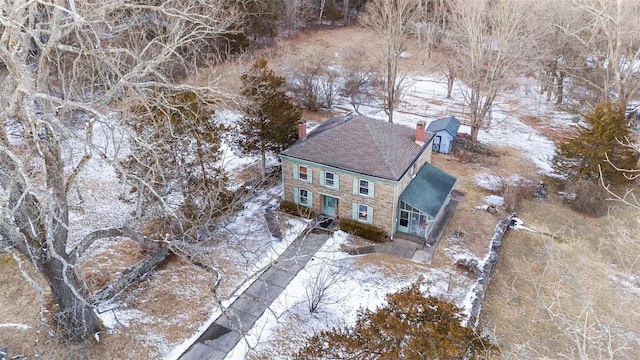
298;120;307;140
415;121;426;145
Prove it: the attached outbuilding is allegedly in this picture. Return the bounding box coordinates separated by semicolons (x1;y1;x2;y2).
426;116;461;154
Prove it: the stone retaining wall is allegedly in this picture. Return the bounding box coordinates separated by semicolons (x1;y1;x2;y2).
466;214;513;329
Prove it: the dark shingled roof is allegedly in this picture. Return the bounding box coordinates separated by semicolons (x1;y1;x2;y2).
426;116;461;137
399;162;457;218
281;116;433;181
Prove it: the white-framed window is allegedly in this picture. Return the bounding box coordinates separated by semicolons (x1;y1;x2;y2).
321;170;339;189
325;171;335;187
299;165;309;181
353;178;374;197
352;203;373;224
294;187;312;207
359;180;369;195
299;188;309;206
294;164;312;183
361;180;374;196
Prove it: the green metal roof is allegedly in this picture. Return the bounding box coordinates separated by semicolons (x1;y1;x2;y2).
399;162;457;218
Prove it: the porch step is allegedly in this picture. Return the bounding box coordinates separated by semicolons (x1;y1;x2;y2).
394;233;426;245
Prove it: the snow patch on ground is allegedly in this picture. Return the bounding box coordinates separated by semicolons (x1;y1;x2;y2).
509;217;536;232
98;305;148;329
225;230;421;359
0;323;31;330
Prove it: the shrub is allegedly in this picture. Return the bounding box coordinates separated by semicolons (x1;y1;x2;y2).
552;101;639;185
566;180;609;217
338;218;386;242
296;281;496;359
279;200;316;219
503;180;536;213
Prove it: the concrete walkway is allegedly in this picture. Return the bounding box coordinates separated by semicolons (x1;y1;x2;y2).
179;232;331;360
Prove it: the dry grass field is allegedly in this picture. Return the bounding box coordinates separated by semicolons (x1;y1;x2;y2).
479;188;640;359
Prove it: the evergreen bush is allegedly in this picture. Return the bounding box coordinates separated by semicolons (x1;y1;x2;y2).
338;218;386;242
279;200;316;219
552;102;639;185
296;281;496;359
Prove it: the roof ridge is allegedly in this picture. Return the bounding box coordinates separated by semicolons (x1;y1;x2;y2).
367;120;399;179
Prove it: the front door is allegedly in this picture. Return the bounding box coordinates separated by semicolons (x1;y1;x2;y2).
398;201;428;238
410;213;427;238
322;195;339;217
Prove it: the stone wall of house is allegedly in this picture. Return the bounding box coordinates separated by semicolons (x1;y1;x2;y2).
396;145;433;193
281;159;397;233
281;144;434;236
339;174;396;233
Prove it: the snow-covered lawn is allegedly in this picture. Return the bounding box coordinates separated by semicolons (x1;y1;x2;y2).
219;227;482;359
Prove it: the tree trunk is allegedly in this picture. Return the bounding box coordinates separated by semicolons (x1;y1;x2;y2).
447;75;455;99
260;144;267;181
318;0;325;23
91;248;170;303
556;72;565;105
40;257;101;340
470;125;480;142
387;58;395;123
343;0;350;23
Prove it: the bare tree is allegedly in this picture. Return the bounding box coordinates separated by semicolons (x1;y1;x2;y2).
119;89;233;239
0;0;242;340
359;0;420;123
444;0;535;141
279;0;317;36
412;0;448;62
287;49;341;111
304;258;350;313
339;48;377;114
553;0;640;108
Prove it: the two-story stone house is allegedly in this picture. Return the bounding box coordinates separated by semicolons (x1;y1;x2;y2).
279;115;456;240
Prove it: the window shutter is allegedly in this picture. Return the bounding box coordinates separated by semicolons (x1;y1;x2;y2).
293;187;299;204
319;171;325;186
307;168;313;183
307;191;313;207
369;182;375;198
293;165;299;180
352;203;358;219
353;179;358;194
367;206;374;224
334;174;340;189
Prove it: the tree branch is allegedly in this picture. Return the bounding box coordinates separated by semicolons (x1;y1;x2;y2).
70;227;162;264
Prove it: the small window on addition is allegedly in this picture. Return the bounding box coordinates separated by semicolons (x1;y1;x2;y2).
400;210;409;227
